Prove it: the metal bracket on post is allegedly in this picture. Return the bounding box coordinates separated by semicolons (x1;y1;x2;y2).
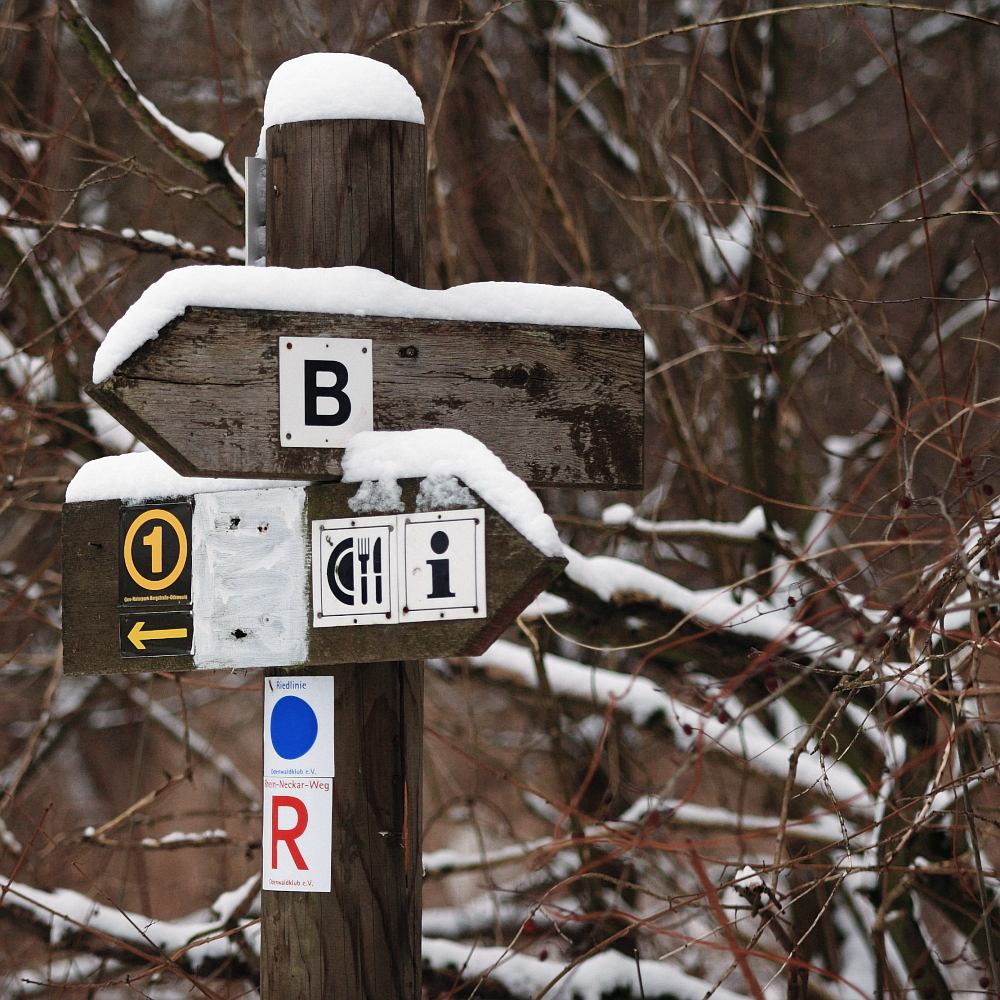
244;156;266;267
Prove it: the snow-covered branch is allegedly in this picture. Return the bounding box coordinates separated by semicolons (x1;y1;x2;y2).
1;217;239;265
55;0;244;210
465;639;871;810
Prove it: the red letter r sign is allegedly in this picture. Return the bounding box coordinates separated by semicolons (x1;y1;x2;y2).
263;780;333;892
272;795;309;869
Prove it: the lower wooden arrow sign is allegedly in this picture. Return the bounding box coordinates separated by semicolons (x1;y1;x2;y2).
63;478;566;675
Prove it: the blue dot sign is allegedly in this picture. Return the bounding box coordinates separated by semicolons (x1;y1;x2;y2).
264;676;334;779
270;696;319;760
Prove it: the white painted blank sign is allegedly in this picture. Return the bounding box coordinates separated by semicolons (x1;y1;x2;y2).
279;336;373;448
263;675;334;893
311;510;486;628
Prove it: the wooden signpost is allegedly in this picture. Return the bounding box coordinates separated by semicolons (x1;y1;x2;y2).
62;477;566;674
87;308;644;489
67;54;643;1000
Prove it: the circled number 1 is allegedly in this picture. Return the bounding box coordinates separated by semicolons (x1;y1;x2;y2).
123;509;187;591
143;525;163;574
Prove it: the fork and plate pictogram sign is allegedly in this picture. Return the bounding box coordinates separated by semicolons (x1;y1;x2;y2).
313;509;485;626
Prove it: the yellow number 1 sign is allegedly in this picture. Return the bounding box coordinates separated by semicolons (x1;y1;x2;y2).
118;502;193;609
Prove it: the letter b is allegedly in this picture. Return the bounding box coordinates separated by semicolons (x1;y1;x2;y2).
305;360;351;426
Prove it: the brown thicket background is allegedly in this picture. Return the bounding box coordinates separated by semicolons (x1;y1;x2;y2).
1;1;1000;998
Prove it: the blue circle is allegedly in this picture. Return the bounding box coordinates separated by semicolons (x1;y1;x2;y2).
270;696;318;759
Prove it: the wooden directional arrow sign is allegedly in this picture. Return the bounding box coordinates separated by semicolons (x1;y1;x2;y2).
87;308;645;490
62;477;566;675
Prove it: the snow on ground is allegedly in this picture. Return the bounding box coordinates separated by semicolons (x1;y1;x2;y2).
342;429;562;557
65;451;308;504
258;52;424;156
92;265;639;383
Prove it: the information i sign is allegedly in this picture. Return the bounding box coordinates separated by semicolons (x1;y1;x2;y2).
311;509;486;628
263;675;334;893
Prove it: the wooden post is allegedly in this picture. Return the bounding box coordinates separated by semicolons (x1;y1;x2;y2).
260;117;426;1000
265;119;425;283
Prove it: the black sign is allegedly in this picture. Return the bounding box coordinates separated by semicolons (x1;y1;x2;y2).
119;610;193;657
118;501;192;609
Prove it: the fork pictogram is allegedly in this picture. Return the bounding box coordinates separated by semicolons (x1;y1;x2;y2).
358;536;370;605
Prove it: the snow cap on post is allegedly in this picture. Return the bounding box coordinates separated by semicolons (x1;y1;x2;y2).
257;53;424;155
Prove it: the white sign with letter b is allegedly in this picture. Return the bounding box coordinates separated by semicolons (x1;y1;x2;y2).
279;336;373;448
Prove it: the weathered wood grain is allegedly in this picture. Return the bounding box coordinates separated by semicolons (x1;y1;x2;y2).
267;115;426;1000
266;120;425;285
61;479;567;674
260;659;422;1000
304;479;565;663
87;308;645;490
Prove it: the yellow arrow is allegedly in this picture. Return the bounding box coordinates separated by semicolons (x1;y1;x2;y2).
128;620;188;650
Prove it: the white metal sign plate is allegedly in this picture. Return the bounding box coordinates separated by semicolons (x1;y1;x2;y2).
400;510;486;623
310;510;486;628
278;336;373;448
264;675;334;778
312;516;397;626
263;675;334;893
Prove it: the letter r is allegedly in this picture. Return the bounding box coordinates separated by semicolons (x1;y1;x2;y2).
272;795;309;870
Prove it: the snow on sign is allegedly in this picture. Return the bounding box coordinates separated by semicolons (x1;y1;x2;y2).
278;336;373;448
62;448;566;674
263;675;334;893
311;509;486;628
